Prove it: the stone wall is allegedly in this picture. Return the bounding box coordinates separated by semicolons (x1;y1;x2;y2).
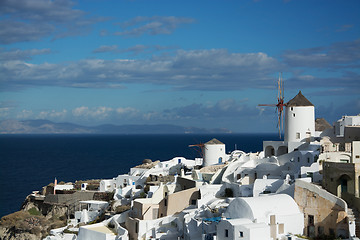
44;191;95;205
294;180;349;238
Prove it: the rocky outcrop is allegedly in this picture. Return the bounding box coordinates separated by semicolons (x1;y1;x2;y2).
0;209;66;240
21;195;68;220
0;195;67;240
0;226;39;240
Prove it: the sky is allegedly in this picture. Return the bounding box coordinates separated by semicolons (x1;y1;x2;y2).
0;0;359;133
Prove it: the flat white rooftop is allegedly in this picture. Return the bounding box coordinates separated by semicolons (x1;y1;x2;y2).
87;225;115;235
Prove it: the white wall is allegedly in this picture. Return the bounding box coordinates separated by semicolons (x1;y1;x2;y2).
77;223;116;240
253;179;284;197
335;115;360;137
217;219;271;240
54;185;74;191
285;106;315;143
100;179;115;192
204;144;227;166
352;141;360;163
197;184;222;207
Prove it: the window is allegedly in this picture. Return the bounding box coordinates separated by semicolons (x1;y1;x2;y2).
239;231;243;237
293;113;296;117
307;157;310;163
296;132;300;139
308;215;314;226
164;199;167;206
291;107;293;111
191;199;196;205
225;229;229;238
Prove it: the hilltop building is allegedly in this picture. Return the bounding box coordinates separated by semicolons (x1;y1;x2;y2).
263;91;316;158
38;91;360;240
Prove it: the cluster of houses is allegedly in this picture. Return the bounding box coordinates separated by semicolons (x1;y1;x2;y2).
44;91;360;240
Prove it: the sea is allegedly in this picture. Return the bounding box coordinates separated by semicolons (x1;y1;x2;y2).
0;133;279;218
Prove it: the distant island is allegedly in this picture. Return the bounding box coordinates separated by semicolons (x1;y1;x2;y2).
0;119;231;134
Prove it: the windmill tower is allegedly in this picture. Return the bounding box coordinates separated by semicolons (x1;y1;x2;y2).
190;139;226;166
260;75;316;156
203;138;226;166
284;91;315;143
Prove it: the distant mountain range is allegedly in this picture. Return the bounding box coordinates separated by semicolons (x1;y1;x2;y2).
0;119;231;134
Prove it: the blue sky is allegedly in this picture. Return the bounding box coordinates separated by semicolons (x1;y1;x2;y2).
0;0;359;133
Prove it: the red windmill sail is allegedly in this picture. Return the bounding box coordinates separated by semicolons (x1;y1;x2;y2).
258;73;286;138
188;143;205;158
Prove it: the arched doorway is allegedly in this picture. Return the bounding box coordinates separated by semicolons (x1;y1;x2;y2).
337;174;351;198
265;146;275;158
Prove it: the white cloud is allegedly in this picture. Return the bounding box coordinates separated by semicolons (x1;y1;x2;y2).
0;0;104;44
0;48;51;61
162;99;257;119
0;49;282;91
115;16;194;37
17;109;33;119
115;107;138;116
282;38;360;68
37;109;67;119
92;45;119;53
72;106;113;120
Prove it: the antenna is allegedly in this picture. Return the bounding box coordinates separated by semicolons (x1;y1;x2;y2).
258;73;286;138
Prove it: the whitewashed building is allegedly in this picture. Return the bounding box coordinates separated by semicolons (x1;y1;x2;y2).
218;194;304;240
74;200;109;224
263;91;316;157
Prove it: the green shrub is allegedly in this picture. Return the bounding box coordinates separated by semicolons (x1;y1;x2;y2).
28;207;41;216
139;192;146;198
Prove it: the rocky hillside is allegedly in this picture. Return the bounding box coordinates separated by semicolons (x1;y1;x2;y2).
0;195;67;240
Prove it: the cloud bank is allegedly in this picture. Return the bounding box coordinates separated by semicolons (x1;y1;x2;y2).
0;48;282;91
0;0;103;44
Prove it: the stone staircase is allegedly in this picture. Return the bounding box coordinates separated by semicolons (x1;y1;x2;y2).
348;207;360;237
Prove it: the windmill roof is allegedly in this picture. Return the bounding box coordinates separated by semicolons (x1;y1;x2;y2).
205;138;224;145
315;118;332;131
286;91;314;107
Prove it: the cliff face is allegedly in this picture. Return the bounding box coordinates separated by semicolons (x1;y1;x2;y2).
0;226;39;240
0;195;68;240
